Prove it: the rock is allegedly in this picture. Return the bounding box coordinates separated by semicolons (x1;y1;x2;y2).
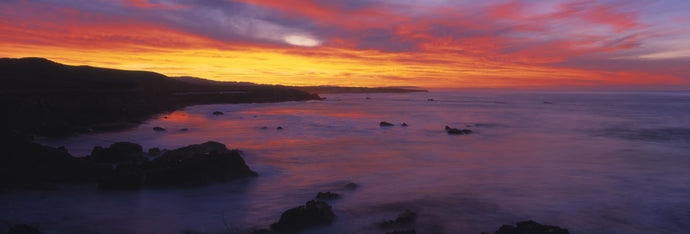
179;128;189;132
212;111;224;115
7;224;42;234
380;121;395;127
277;126;283;130
98;161;150;190
445;126;473;135
385;230;416;234
260;126;269;130
492;220;570;234
148;147;161;156
344;182;358;190
366;97;371;100
87;142;144;164
271;200;336;232
153;126;166;131
378;210;417;228
316;191;340;200
401;123;408;127
97;141;257;189
146;141;257;187
428;98;435;101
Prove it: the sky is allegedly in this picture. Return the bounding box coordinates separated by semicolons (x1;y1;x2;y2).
1;0;689;88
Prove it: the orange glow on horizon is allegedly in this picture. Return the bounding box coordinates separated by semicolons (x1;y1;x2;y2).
1;0;689;89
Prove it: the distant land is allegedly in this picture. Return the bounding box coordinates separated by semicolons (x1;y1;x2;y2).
170;76;428;93
0;57;425;137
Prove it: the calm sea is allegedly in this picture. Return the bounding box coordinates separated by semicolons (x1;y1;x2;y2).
3;90;690;233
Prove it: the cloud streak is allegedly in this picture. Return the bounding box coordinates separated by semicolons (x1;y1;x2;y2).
1;0;689;88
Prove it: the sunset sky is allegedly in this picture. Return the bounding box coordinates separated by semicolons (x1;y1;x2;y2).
2;0;689;88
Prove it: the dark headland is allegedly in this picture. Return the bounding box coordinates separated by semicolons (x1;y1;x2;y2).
0;57;426;138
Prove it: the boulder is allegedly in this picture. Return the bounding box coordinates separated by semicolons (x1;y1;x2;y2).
97;141;257;189
271;200;336;232
148;147;161;156
87;142;144;163
492;220;570;234
146;141;257;187
380;122;395;127
212;111;224;115
98;161;150;190
315;191;340;200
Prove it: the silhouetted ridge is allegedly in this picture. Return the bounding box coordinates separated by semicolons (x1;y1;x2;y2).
0;57;320;137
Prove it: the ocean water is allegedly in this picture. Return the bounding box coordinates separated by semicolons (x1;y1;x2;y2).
4;91;690;233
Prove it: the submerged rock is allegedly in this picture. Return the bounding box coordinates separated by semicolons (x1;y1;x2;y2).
315;191;340;200
271;200;336;232
153;126;166;131
445;126;473;135
380;121;395;127
488;220;570;234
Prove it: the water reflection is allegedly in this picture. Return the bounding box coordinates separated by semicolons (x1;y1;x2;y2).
6;91;689;233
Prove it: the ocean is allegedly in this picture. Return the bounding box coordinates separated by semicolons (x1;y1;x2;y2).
3;90;690;233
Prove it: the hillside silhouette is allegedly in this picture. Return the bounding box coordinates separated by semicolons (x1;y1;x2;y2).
0;58;320;137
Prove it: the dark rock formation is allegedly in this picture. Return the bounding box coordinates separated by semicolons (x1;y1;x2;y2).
380;122;395;127
212;111;224;115
98;161;150;190
0;135;103;189
146;141;257;187
277;126;283;130
271;200;336;232
7;224;42;234
445;126;473;135
401;123;408;127
378;210;417;228
315;192;340;200
179;128;189;132
153;126;166;131
86;142;144;164
98;141;257;189
487;220;570;234
148;147;161;156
